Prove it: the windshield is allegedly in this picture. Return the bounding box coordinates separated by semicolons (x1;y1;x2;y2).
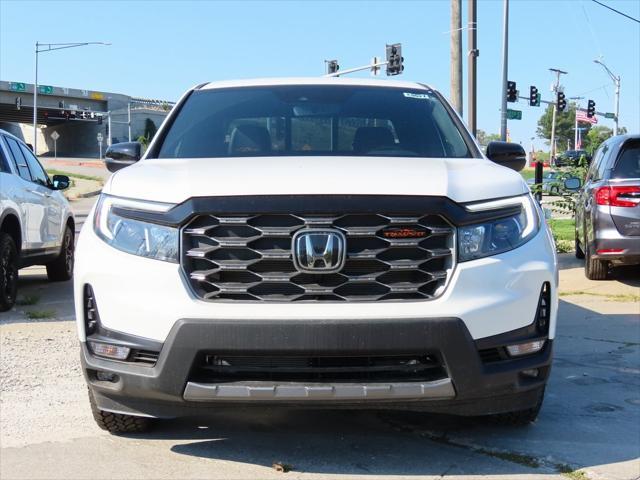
155;85;473;159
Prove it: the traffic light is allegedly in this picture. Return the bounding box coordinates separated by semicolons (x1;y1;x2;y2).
587;99;596;118
386;43;404;76
64;111;70;121
556;91;566;112
97;115;103;125
15;97;22;110
43;111;49;121
529;86;540;106
506;81;517;102
326;60;339;75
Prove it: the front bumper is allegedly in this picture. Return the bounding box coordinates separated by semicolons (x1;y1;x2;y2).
83;316;552;418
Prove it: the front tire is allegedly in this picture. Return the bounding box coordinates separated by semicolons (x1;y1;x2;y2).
487;388;544;426
89;389;153;434
0;233;19;312
46;225;74;282
575;232;585;259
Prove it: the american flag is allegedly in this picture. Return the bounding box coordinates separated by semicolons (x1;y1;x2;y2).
576;110;598;125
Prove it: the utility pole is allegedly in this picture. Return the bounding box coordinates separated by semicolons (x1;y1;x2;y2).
467;0;478;137
549;68;567;165
594;59;620;135
499;0;509;141
450;0;462;116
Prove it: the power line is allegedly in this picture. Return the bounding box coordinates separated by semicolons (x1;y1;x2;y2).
591;0;640;23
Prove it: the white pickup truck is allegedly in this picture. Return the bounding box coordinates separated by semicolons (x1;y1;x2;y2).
74;77;557;434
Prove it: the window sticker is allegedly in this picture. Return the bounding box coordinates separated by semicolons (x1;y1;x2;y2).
403;92;431;99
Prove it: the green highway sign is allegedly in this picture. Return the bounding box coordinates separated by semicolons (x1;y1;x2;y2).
38;85;54;95
10;82;26;92
507;109;522;120
604;112;615;119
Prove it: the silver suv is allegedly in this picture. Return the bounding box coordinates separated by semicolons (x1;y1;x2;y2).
574;134;640;279
0;129;75;311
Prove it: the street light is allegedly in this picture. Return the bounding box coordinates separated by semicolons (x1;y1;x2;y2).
594;59;621;135
33;41;110;154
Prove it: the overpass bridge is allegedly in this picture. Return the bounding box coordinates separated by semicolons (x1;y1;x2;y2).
0;80;174;156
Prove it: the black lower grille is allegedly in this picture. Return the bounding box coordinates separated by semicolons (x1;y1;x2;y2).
182;213;455;302
190;354;447;383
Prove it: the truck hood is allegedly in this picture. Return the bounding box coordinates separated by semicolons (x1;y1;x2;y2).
105;156;528;205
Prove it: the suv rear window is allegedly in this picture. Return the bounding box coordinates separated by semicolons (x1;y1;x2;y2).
612;140;640;179
155;86;473;159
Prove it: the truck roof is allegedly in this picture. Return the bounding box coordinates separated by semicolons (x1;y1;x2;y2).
198;77;434;91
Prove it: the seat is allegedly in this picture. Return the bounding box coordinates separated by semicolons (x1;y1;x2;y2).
352;127;395;153
228;124;272;155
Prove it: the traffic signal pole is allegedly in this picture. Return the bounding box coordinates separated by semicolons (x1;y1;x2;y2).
499;0;509;141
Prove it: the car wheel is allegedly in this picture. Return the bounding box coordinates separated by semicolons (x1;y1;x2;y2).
46;225;74;282
0;233;19;312
486;388;544;426
585;247;608;280
89;389;153;434
575;231;585;259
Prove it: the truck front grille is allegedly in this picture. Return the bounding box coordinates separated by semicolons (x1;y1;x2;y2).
191;353;447;383
182;213;455;302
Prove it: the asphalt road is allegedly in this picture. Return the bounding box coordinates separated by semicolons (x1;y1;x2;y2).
1;198;639;480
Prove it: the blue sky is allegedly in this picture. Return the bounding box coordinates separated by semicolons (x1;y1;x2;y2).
1;0;638;148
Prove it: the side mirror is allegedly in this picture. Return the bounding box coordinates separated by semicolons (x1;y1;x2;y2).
51;174;70;190
485;141;527;172
104;142;142;173
564;177;582;191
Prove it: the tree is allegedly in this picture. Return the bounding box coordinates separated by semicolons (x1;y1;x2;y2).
582;125;627;153
476;129;501;147
536;102;591;152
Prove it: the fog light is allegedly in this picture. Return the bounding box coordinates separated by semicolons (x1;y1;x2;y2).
521;368;539;378
89;341;130;360
96;371;118;382
506;340;545;357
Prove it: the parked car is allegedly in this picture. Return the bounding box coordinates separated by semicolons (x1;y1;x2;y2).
526;170;580;195
74;78;557;433
555;149;591;168
0;129;75;311
573;134;640;279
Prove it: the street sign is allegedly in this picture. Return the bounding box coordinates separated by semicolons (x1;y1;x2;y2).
507;109;522;120
604;112;615;119
10;82;26;92
97;132;103;142
50;131;60;160
38;85;54;95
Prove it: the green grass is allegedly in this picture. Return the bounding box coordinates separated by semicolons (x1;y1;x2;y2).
520;167;535;181
548;218;575;242
46;169;103;183
559;290;640;303
16;295;40;306
25;309;56;319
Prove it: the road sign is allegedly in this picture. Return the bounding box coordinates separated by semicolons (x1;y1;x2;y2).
97;132;103;142
507;109;522;120
38;85;54;95
604;112;615;119
50;131;60;141
10;82;26;92
50;131;60;160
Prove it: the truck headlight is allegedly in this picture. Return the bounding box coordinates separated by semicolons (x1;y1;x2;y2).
458;195;539;262
93;194;179;263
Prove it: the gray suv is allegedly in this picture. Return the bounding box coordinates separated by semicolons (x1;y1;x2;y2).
574;134;640;279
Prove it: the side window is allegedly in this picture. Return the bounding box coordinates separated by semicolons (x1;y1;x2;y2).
0;138;10;173
19;144;50;187
595;144;610;180
4;137;32;181
587;145;605;182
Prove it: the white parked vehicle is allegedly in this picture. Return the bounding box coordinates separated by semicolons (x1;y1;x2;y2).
74;78;558;433
0;129;75;311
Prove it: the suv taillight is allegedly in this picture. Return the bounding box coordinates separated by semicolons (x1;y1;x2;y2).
595;186;640;208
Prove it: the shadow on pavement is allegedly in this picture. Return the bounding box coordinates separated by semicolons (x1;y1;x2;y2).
112;298;640;477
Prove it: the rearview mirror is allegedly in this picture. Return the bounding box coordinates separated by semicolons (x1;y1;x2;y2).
51;175;70;190
485;141;527;172
104;142;142;173
564;177;581;191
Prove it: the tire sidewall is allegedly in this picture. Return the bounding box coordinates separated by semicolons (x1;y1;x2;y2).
0;234;18;310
